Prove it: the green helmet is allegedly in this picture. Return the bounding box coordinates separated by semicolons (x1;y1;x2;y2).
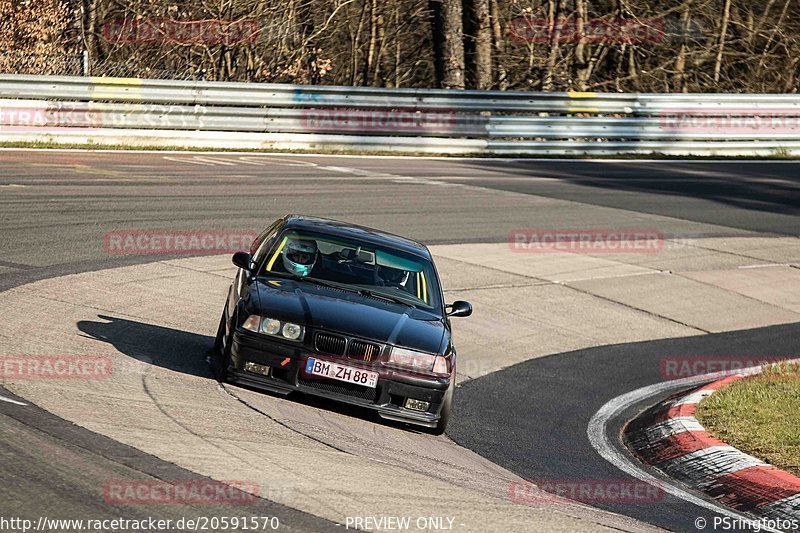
282;238;318;277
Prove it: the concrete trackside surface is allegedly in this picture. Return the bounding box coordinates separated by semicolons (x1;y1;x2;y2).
1;151;800;532
435;237;800;380
0;254;658;533
1;238;799;531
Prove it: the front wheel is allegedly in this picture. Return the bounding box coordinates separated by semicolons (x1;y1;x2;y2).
211;313;231;381
428;380;454;436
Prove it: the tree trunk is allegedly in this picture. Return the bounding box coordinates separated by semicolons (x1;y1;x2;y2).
364;0;378;85
351;2;367;85
81;0;97;75
713;0;732;84
673;3;691;92
573;0;589;91
394;2;401;87
489;0;507;89
374;9;385;86
297;0;319;84
758;0;791;73
464;0;491;89
542;0;562;91
429;0;465;89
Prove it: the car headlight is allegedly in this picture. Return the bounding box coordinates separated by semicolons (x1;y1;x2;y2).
262;318;281;335
242;315;304;342
388;347;449;375
282;322;302;340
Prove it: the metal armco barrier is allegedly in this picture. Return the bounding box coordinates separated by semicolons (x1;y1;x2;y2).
1;74;799;155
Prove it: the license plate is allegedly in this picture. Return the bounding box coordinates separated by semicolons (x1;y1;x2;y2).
305;358;378;388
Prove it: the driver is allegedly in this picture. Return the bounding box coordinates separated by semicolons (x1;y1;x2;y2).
377;265;409;290
282;238;318;277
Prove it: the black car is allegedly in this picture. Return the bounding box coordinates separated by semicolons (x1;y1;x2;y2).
212;215;472;434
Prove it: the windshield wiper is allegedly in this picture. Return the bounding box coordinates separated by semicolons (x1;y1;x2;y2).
263;272;360;293
357;288;415;307
263;272;415;307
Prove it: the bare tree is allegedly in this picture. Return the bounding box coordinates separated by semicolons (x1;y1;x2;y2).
714;0;732;84
0;0;79;74
541;0;563;91
464;0;491;89
489;0;507;89
4;0;799;94
429;0;464;88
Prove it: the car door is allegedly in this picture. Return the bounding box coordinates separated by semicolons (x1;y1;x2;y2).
226;218;284;328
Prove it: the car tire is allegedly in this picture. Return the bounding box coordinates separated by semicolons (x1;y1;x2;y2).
211;312;231;382
428;380;454;436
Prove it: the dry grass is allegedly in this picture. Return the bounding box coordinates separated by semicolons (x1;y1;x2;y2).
696;363;800;477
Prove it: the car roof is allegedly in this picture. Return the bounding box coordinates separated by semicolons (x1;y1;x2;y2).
279;215;431;259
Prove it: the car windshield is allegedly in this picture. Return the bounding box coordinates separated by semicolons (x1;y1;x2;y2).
259;229;442;312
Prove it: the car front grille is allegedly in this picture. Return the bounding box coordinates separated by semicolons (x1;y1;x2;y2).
315;332;347;356
298;377;378;402
347;340;381;362
314;332;382;362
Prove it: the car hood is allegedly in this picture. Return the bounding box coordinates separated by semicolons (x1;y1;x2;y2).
252;279;447;353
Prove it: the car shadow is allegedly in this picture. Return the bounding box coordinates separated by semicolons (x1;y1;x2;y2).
78;314;216;378
76;314;425;433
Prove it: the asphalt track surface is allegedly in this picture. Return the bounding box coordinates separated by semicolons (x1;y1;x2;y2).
448;322;800;531
0;387;339;532
1;150;799;531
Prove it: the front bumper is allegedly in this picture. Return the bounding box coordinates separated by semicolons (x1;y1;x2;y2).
229;329;449;428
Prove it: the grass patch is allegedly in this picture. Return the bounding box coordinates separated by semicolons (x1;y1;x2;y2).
696;363;800;477
771;145;793;158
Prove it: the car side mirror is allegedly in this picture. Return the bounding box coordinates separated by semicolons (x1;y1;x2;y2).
446;300;472;318
232;251;252;271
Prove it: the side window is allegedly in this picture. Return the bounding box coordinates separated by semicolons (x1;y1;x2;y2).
261;234;290;275
250;221;282;264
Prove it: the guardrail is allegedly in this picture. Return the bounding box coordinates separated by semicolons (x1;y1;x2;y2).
1;74;799;155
